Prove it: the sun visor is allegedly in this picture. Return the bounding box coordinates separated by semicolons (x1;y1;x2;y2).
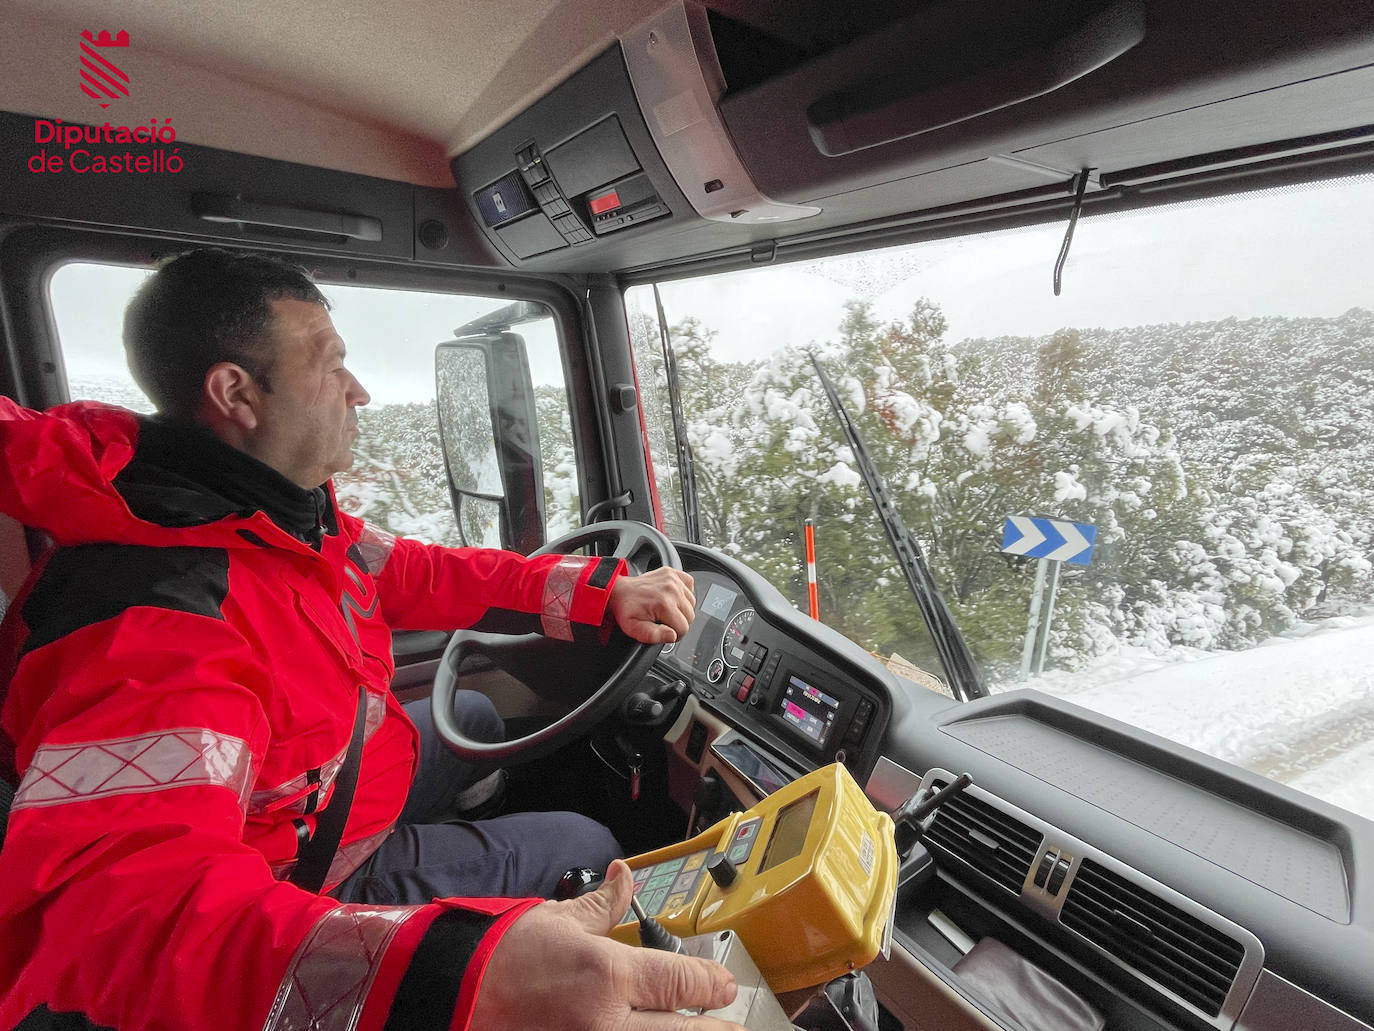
713;0;1145;205
617;2;821;227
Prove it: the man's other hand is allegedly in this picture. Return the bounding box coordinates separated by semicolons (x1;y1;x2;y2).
609;568;695;644
469;859;746;1031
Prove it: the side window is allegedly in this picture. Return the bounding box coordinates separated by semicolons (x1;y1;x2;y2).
47;262;582;547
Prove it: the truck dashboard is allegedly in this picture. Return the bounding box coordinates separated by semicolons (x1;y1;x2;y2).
656;544;1374;1031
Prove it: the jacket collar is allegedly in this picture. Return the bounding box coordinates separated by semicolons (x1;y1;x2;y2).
114;415;337;547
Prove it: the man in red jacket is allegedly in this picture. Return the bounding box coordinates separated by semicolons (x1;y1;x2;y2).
0;249;744;1031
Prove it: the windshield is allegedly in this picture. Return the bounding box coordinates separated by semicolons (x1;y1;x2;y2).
627;173;1374;822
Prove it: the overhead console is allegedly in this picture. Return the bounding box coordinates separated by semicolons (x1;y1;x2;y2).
477;115;671;255
451;0;1374;272
450;2;832;271
454;47;686;265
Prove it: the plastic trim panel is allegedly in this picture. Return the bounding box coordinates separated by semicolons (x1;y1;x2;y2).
916;765;1265;1031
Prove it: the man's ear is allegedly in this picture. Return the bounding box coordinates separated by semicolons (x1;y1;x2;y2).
201;362;262;431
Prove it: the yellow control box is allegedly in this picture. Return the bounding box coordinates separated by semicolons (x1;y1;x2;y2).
613;763;897;993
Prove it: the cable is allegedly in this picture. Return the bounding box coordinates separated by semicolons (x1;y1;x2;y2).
1054;169;1092;296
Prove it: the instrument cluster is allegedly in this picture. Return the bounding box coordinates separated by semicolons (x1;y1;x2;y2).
659;566;887;779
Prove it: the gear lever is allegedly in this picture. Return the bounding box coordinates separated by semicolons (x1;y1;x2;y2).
554;866;602;900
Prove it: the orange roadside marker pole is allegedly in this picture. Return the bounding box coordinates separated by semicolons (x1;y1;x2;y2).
805;518;819;620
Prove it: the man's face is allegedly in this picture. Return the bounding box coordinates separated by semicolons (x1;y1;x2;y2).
251;298;371;487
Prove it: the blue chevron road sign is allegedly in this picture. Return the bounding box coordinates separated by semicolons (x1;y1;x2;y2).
1001;515;1097;566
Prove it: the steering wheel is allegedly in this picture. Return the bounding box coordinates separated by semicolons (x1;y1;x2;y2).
431;520;681;765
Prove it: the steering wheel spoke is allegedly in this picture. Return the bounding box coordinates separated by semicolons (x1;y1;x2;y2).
608;524;672;570
432;521;681;765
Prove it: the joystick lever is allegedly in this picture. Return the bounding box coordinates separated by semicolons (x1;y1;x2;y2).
630;895;683;953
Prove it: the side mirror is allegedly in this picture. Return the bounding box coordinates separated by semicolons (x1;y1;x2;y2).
435;334;546;554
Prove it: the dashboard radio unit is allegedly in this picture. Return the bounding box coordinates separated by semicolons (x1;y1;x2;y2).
775;672;842;751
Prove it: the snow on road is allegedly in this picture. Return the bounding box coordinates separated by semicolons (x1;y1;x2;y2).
994;611;1374;823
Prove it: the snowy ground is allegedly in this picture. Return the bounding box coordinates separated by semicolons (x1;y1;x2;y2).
991;610;1374;824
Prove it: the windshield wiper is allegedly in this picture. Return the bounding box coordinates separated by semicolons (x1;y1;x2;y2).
812;356;987;701
653;284;701;544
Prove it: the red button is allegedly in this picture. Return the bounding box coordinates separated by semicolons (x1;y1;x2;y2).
589;190;621;215
736;683;750;702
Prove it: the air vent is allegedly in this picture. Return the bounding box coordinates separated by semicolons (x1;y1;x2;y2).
1061;859;1244;1017
923;782;1042;894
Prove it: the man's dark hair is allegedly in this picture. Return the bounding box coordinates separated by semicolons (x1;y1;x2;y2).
123;248;331;417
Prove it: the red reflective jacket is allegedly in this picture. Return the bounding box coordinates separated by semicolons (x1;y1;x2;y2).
0;399;624;1031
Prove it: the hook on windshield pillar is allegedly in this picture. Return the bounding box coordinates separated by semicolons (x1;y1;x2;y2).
586;491;634;523
1053;169;1092;297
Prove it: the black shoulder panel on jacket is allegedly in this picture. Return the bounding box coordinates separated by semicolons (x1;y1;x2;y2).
14;1005;116;1031
20;545;230;657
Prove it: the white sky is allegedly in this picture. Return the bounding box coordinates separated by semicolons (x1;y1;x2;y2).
647;175;1374;361
49;265;567;405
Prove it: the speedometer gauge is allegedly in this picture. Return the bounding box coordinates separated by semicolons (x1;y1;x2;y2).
721;608;755;668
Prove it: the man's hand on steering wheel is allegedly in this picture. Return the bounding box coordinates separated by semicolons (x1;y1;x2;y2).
609;568;696;644
433;521;691;763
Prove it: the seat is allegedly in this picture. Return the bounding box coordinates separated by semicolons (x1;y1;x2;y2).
0;512;34;851
0;512;28;622
0;776;12;849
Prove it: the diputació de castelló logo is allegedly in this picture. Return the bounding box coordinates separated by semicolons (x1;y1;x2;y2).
80;28;130;109
26;29;183;175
